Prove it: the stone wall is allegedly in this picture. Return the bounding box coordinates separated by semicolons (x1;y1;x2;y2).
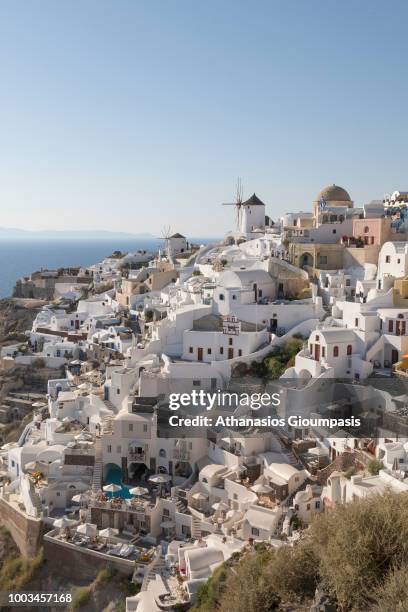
344;245;380;267
64;455;95;466
0;497;44;558
43;535;134;580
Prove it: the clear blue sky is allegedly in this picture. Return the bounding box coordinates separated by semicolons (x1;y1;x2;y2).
0;1;406;236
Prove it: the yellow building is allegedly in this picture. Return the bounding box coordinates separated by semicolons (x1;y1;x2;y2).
288;242;344;270
116;261;178;307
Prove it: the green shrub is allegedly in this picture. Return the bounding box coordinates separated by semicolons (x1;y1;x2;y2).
372;564;408;611
0;548;43;591
310;492;408;609
72;586;92;609
95;565;115;584
367;458;383;475
344;465;357;479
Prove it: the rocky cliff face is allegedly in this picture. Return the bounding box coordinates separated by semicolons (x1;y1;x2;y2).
0;298;43;346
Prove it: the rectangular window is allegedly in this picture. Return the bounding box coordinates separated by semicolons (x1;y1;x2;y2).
193;380;200;386
116;446;121;454
251;527;260;537
207;348;212;355
143;424;148;432
189;346;193;353
129;424;133;432
229;338;233;346
388;320;394;333
319;256;328;264
385;255;391;263
238;349;242;356
322;346;325;358
220;347;224;354
107;445;112;453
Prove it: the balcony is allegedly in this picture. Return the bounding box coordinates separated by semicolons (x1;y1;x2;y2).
128;450;146;463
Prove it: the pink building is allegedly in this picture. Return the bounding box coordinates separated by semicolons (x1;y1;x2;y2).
352;217;393;247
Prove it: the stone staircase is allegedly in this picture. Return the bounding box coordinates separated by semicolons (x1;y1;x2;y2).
91;437;103;494
101;414;113;434
174;498;187;513
138;546;165;591
191;515;201;539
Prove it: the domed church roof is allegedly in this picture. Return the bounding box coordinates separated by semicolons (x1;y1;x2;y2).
315;184;351;203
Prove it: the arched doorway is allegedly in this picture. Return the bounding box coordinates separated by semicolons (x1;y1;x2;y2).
301;252;314;268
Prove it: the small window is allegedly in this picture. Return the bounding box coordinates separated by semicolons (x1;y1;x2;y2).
333;346;339;357
364;226;369;233
315;500;320;509
322;346;325;358
306;503;310;511
163;508;170;517
238;349;242;357
229;338;233;346
143;424;148;432
347;345;352;356
319;255;328;264
232;295;236;300
207;348;212;355
355;318;359;327
129;424;133;432
189;346;193;353
107;445;112;453
332;229;336;234
251;527;259;537
219;294;224;300
117;388;120;394
389;320;394;333
385;255;391;263
398;258;401;264
220;347;224;355
193;380;200;386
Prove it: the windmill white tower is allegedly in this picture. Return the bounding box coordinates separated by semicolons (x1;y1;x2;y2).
222;178;244;233
159;225;173;261
223;179;266;236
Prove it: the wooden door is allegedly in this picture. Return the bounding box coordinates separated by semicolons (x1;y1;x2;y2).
228;348;234;359
314;344;320;361
197;347;203;361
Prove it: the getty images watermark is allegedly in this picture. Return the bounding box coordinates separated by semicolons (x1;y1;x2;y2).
167;390;362;429
168;390;282;411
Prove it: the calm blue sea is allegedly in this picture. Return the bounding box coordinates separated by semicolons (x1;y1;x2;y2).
0;237;214;298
